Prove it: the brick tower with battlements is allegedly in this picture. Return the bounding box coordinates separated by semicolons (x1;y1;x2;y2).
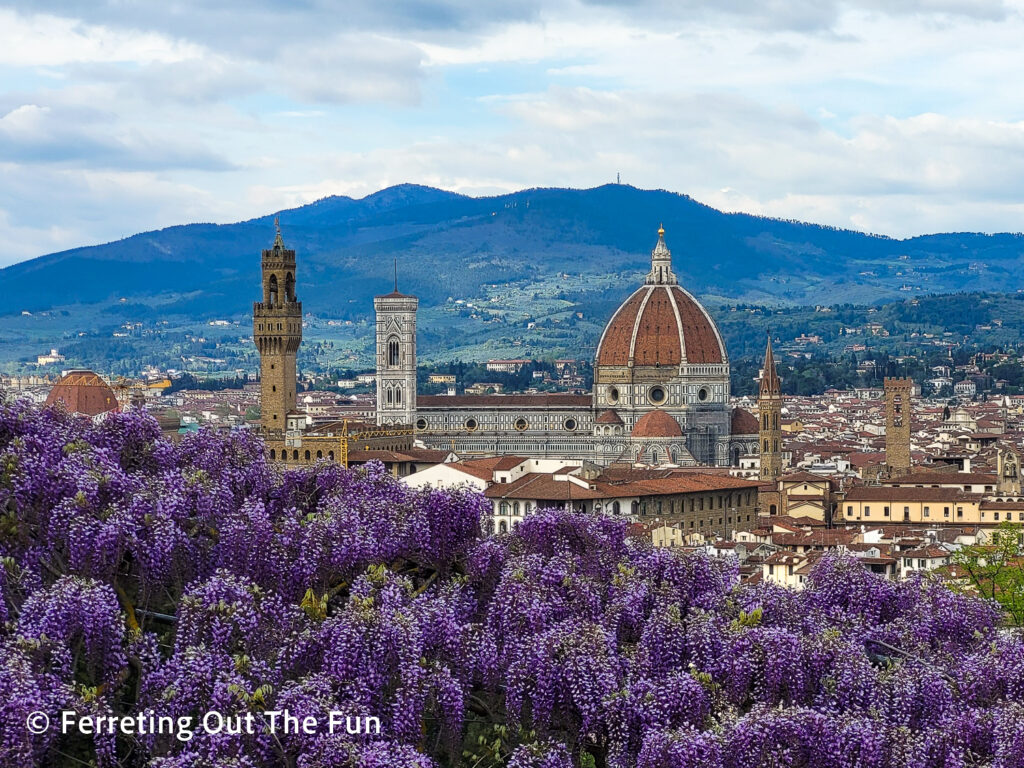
884;377;913;476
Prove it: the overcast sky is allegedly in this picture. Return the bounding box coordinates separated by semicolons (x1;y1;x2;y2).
2;0;1024;266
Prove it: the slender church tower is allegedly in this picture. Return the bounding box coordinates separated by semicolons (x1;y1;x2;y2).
374;264;418;426
758;334;783;482
253;219;302;433
884;377;913;476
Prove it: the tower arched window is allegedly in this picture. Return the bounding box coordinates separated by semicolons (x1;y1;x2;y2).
764;439;769;452
285;272;295;302
395;387;402;405
386;386;393;405
772;413;779;430
387;337;400;367
773;439;779;452
763;413;768;430
268;274;279;305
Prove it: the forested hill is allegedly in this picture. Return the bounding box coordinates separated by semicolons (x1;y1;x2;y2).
3;183;1024;320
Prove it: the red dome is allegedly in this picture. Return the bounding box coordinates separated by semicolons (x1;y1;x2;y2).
595;285;726;368
631;409;684;438
45;370;119;417
731;407;759;435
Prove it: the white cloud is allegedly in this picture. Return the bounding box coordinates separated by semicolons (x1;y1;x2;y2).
0;8;204;66
3;0;1024;264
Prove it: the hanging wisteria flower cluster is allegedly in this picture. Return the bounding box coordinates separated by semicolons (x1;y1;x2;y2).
1;399;1023;767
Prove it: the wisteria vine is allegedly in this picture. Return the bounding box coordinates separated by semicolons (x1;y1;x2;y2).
1;399;1023;767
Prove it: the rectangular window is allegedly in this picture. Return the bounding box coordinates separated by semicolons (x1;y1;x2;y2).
957;507;964;518
924;506;930;517
769;564;775;575
884;506;890;517
847;505;853;514
994;512;1000;521
944;507;950;518
864;506;870;517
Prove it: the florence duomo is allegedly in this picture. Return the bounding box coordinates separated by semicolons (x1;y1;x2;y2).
254;222;761;469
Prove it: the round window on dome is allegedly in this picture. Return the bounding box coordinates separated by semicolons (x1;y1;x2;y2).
465;417;478;432
608;386;619;404
514;417;528;431
648;386;667;405
697;387;709;402
563;417;577;431
415;417;427;431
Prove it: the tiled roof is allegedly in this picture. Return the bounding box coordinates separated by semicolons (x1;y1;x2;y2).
44;370;119;417
595;285;725;366
844;486;978;502
731;407;759;435
632;409;683;438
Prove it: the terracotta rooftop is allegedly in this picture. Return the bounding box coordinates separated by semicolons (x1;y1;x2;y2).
45;370;119;417
845;486;979;502
631;409;684;438
595;285;725;367
731;407;759;435
884;472;997;486
596;408;624;425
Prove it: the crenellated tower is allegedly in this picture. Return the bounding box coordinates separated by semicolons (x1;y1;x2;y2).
374;264;418;426
758;333;783;482
884;377;913;476
253;219;302;434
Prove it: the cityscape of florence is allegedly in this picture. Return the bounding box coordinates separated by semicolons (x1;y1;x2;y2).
3;1;1024;767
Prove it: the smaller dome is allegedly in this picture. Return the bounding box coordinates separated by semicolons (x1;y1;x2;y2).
631;409;683;438
45;370;119;417
731;407;759;435
596;408;624;425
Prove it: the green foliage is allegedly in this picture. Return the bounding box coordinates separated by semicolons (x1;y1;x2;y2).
952;521;1024;627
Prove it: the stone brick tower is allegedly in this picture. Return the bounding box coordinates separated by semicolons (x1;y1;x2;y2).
758;334;783;482
884;377;913;476
374;265;418;426
253;219;301;434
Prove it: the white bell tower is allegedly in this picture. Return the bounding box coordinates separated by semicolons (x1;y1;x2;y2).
374;265;418;426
